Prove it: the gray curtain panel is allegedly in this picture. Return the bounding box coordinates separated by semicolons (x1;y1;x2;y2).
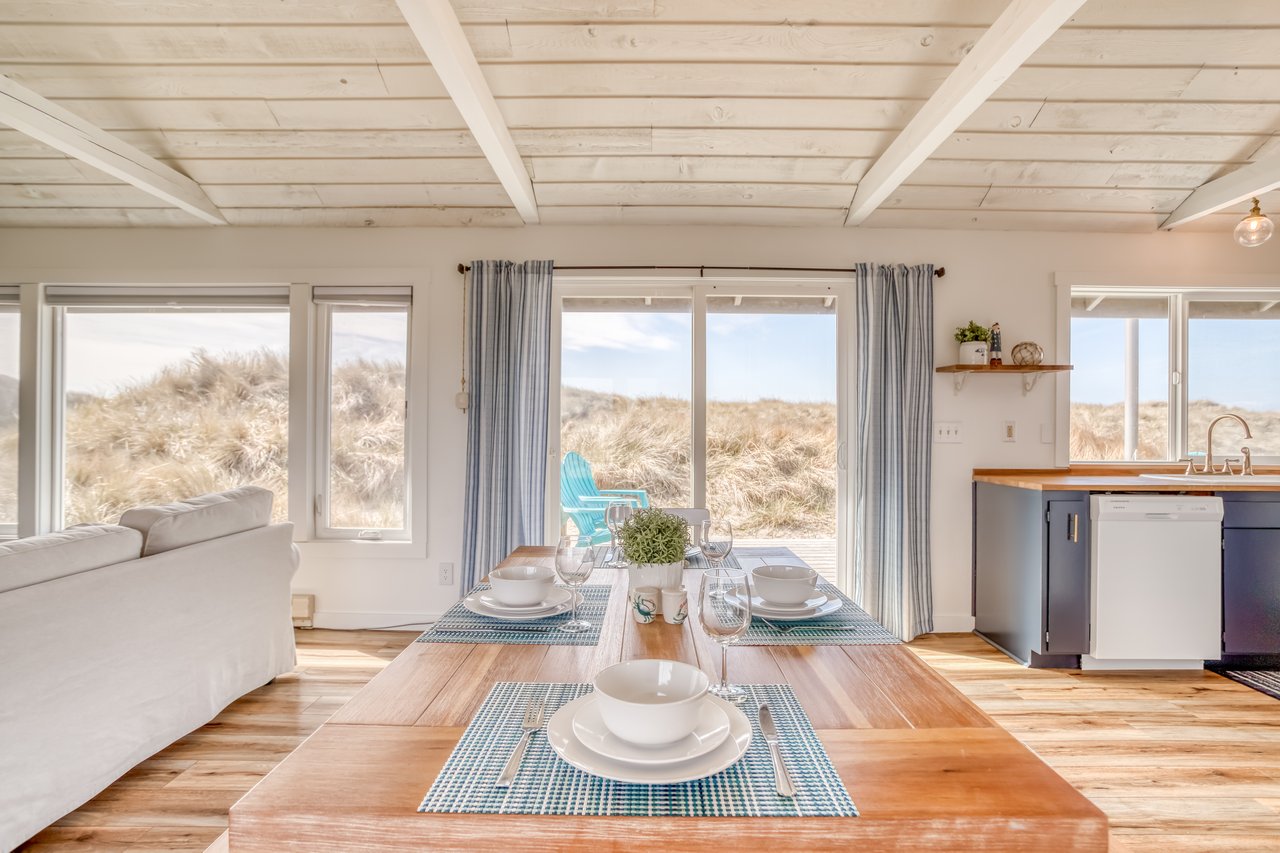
853;263;934;640
461;260;554;589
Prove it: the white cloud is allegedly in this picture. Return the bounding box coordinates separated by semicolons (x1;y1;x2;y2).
561;313;683;353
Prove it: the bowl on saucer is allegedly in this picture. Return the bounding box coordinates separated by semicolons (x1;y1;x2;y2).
592;659;710;747
751;564;819;606
489;564;556;607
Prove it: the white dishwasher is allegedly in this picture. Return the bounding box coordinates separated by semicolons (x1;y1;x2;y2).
1086;495;1223;670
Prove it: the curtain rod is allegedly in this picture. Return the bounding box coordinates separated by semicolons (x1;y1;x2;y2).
456;263;945;277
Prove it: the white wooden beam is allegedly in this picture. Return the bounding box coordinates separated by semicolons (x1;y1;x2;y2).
394;0;539;224
844;0;1087;226
1161;155;1280;230
0;75;225;225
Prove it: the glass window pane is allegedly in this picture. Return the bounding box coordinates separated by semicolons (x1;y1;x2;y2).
706;295;837;549
0;308;17;530
62;309;290;525
1188;300;1280;459
1069;295;1170;461
559;296;692;539
326;307;408;530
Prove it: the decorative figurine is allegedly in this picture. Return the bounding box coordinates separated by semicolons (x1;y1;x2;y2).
989;322;1003;366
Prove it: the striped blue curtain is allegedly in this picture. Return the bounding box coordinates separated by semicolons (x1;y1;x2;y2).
853;263;934;640
461;260;554;589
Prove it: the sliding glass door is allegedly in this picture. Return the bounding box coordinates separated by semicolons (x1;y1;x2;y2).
552;280;847;586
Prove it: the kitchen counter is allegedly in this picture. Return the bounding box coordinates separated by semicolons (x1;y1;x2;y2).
973;466;1280;492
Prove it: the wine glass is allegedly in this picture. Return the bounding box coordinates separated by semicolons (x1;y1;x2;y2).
604;502;632;567
555;534;596;633
698;567;751;703
699;518;734;568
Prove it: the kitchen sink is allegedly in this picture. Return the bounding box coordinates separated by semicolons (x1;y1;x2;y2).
1138;474;1280;485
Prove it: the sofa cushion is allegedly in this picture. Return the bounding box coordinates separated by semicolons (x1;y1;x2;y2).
120;486;274;556
0;524;143;593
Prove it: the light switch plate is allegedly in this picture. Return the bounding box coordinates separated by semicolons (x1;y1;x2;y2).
934;421;963;443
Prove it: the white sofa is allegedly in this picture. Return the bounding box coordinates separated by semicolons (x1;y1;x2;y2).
0;486;298;851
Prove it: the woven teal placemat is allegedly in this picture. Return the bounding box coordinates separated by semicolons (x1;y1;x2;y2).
418;681;857;818
740;581;900;646
417;584;611;646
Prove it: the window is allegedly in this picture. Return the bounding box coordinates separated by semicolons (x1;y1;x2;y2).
314;289;411;539
0;289;17;536
53;288;290;525
1070;288;1280;463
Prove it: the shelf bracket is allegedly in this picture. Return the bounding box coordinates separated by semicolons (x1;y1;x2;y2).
952;372;968;393
1022;372;1042;394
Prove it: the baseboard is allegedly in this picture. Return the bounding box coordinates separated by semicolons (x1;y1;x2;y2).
313;610;442;631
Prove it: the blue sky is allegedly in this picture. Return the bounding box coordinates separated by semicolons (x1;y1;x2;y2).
1072;317;1280;410
561;310;837;402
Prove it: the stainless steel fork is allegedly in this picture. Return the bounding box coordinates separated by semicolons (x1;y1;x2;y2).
494;700;544;788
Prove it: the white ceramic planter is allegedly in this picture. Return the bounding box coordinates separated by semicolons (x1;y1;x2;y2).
626;562;684;612
957;340;988;365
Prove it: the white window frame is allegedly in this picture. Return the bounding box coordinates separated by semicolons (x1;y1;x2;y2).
311;295;413;542
1060;278;1280;465
548;275;854;592
5;272;429;559
0;289;19;538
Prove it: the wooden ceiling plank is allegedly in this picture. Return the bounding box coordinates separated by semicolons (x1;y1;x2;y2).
537;205;847;226
1161;155;1280;230
0;75;224;224
393;0;537;222
845;0;1087;226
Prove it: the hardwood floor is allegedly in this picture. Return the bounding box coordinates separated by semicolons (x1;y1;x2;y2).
911;633;1280;853
19;630;1280;851
17;629;418;853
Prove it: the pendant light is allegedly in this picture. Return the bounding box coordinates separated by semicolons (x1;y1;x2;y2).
1234;197;1275;248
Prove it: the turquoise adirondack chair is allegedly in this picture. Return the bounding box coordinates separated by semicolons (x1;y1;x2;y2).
560;451;650;543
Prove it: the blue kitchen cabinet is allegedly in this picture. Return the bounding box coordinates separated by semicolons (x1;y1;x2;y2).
1221;493;1280;656
973;482;1090;667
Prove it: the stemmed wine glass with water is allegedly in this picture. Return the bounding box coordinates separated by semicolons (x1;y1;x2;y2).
554;534;596;634
604;501;632;567
699;518;734;568
698;567;751;703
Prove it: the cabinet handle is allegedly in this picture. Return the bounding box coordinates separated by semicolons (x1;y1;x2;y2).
1069;513;1079;543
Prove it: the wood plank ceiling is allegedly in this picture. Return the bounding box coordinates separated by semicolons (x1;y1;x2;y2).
0;0;1278;230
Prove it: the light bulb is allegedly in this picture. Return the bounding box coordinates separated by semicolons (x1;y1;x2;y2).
1234;198;1274;248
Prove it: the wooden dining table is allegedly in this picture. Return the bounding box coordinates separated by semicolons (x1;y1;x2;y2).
226;546;1107;851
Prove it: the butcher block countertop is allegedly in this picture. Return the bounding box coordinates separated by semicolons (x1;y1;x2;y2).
973;466;1280;492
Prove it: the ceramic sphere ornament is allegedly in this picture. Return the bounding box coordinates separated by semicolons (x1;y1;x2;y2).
1010;341;1044;366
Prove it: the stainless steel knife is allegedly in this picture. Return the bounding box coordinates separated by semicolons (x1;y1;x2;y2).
758;704;796;798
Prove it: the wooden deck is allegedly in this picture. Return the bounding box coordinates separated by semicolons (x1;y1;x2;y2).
737;538;838;585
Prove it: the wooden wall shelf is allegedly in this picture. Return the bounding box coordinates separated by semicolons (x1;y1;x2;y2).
936;364;1073;393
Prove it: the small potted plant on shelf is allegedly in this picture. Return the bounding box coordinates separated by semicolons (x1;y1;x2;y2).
954;320;992;365
616;508;689;591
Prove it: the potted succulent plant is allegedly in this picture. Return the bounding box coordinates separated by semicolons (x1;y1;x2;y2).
954;320;992;365
616;508;689;591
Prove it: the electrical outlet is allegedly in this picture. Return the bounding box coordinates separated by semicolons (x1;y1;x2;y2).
1003;420;1017;442
934;421;963;444
439;562;455;585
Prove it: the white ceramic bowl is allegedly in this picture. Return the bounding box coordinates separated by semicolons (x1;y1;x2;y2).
488;564;557;607
592;659;710;747
751;564;819;606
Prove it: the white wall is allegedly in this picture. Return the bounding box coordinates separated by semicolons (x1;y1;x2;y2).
2;225;1277;631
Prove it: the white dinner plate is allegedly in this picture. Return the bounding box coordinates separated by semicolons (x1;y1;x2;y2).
727;591;844;621
750;592;830;612
475;586;573;614
570;694;731;766
547;693;751;784
462;588;578;621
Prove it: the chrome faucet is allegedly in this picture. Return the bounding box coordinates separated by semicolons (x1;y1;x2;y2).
1195;413;1253;474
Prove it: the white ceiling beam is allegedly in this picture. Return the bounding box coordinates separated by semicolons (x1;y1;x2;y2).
0;75;225;225
394;0;539;224
844;0;1087;227
1161;155;1280;230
